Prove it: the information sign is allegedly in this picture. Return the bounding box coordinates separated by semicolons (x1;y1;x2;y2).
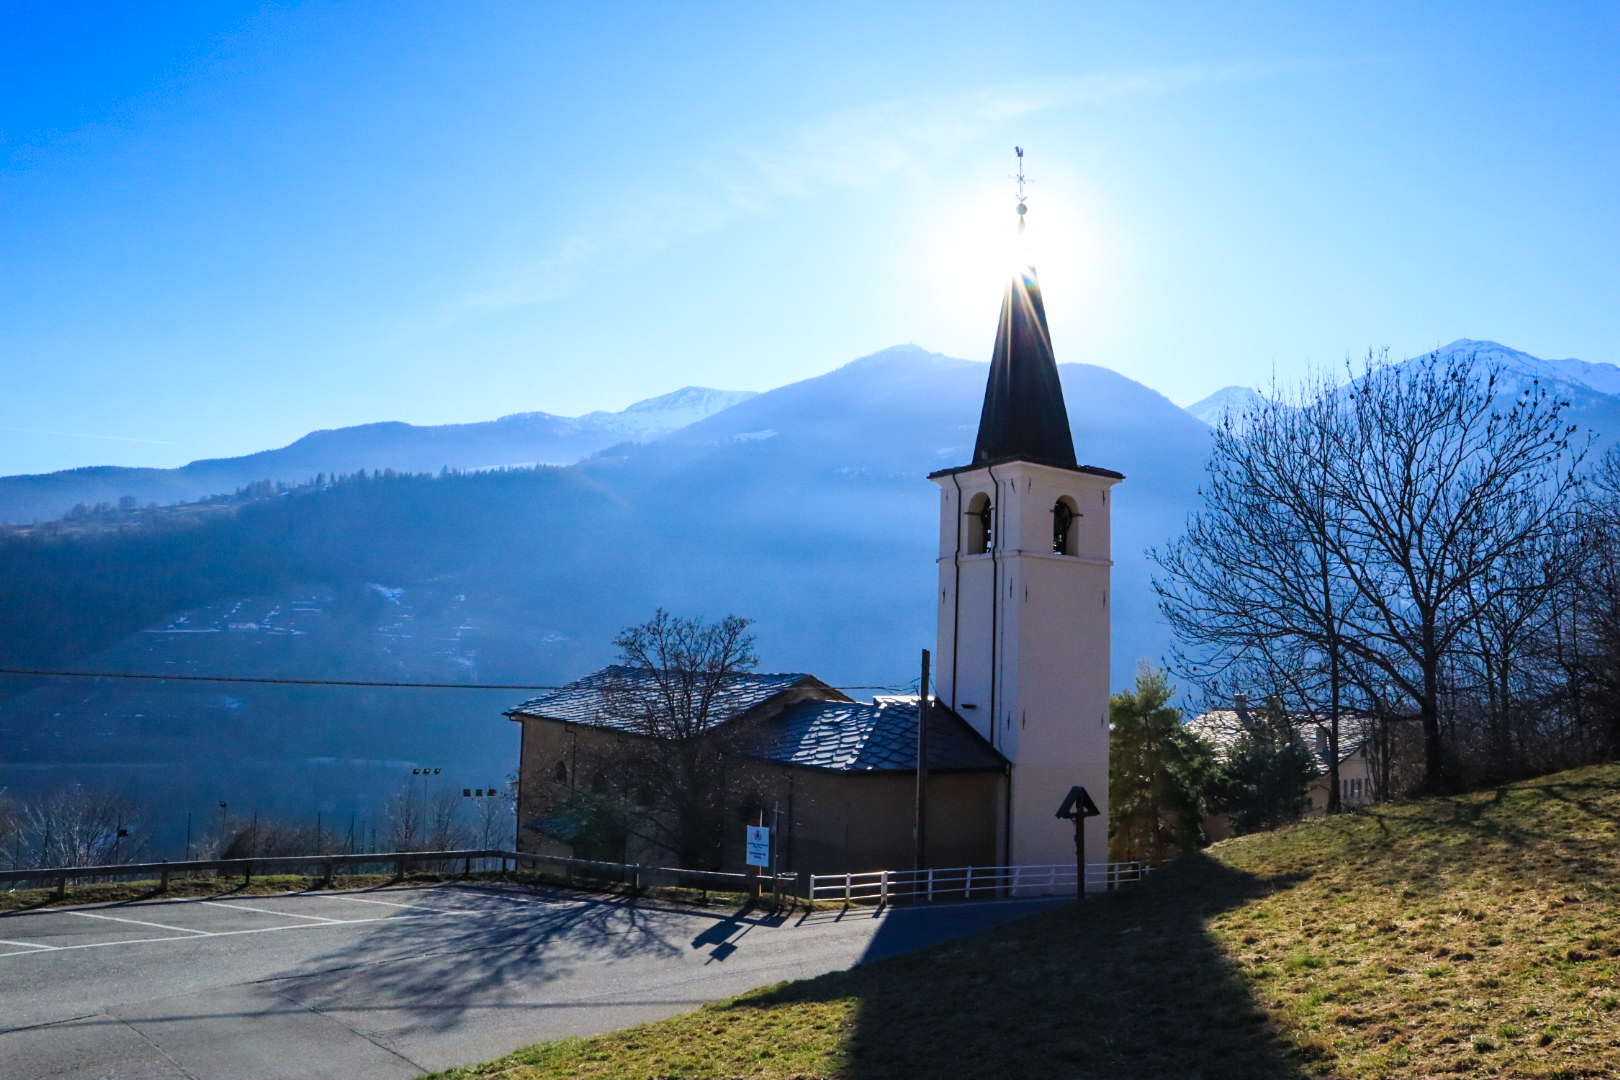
745;825;770;868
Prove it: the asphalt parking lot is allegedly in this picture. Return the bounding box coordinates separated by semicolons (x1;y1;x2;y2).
0;881;1059;1079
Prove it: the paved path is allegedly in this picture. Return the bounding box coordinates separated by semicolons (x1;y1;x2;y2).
0;882;1058;1079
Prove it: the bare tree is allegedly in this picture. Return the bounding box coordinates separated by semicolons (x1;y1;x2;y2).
1550;446;1620;761
592;609;761;869
473;778;516;850
423;787;469;852
1157;349;1586;795
384;783;426;852
0;791;21;871
12;786;149;868
1155;372;1363;808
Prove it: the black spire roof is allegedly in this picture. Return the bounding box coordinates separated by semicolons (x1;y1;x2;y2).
970;265;1078;469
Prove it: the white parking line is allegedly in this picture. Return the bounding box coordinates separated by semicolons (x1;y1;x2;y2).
69;911;211;936
0;908;475;957
203;900;341;923
0;938;58;952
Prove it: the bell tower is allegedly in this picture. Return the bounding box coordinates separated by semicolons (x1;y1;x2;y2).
928;175;1122;882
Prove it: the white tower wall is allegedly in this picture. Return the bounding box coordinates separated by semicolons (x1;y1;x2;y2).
934;459;1119;884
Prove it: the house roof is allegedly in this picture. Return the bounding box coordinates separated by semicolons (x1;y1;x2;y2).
970;265;1078;470
1185;704;1378;770
506;666;1004;775
506;665;824;734
754;696;1006;773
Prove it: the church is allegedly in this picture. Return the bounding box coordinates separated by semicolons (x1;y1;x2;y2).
507;199;1123;887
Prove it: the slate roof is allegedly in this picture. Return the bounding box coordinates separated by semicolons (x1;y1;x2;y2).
754;696;1006;773
1186;704;1378;770
507;665;821;734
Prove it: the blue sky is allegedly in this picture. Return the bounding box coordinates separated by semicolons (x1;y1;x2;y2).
2;1;1615;475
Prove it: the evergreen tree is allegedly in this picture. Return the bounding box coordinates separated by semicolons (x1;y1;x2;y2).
1215;699;1319;834
1108;666;1216;864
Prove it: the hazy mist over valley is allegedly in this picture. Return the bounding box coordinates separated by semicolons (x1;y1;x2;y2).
3;339;1617;852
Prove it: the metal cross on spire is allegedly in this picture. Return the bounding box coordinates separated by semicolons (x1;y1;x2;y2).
1012;146;1029;233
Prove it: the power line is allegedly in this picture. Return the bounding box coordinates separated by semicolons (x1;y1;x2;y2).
0;667;907;693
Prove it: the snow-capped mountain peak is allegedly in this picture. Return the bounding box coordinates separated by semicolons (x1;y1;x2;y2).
1429;340;1620;397
1184;386;1265;426
579;386;759;437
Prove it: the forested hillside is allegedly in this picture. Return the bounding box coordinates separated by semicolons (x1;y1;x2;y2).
0;347;1212;847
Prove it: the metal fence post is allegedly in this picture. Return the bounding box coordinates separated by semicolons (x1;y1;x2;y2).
965;866;974;897
927;868;935;903
879;871;889;906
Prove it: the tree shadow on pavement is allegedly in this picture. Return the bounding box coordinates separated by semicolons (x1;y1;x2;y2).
727;853;1314;1080
271;882;779;1037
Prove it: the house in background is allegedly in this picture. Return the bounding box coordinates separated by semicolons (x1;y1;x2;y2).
1188;694;1422;837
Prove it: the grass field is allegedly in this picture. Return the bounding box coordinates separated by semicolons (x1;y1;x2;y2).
432;763;1620;1079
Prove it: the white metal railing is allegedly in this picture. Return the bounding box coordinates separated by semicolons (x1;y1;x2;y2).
807;861;1156;905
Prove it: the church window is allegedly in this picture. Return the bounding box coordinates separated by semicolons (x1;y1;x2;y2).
1052;497;1079;555
553;760;568;783
966;492;994;554
590;770;610;795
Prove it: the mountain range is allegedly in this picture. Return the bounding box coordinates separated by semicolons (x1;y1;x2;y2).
1186;338;1620;425
0;386;758;526
1;338;1613;849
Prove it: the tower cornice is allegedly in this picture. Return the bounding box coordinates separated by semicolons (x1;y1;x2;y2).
928;457;1124;482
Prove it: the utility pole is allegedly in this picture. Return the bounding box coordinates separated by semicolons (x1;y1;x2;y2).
913;649;931;875
770;801;781;909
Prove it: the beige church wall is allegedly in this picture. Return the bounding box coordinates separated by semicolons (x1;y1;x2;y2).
762;769;1000;876
515;715;1001;877
513;718;614;859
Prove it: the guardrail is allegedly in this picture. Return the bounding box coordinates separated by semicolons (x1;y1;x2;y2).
0;848;798;899
808;861;1156;905
501;850;798;897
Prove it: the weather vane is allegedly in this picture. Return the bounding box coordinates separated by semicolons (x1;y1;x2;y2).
1012;146;1029;233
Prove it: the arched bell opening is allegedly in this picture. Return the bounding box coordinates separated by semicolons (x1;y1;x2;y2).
1052;496;1080;555
966;491;994;554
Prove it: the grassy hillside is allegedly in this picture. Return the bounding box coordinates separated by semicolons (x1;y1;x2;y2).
434;763;1620;1080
